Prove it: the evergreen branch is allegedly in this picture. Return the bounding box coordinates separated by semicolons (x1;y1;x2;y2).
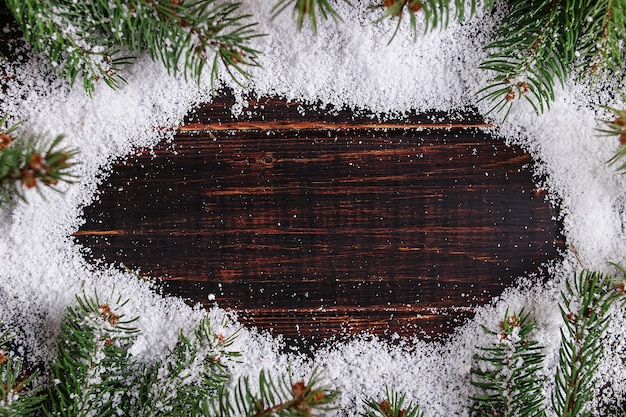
374;0;427;42
478;0;573;117
42;291;139;417
0;326;44;417
0;114;78;206
208;368;338;417
601;107;626;171
470;308;547;417
361;388;423;417
375;0;491;39
5;0;125;94
123;1;263;89
551;270;622;417
578;0;626;78
609;262;626;305
131;316;240;416
4;1;262;94
272;0;347;32
479;0;626;116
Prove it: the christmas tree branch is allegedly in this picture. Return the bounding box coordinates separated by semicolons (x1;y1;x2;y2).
43;291;139;416
470;308;547;417
208;368;338;417
551;270;623;417
4;0;127;93
578;0;626;78
0;114;78;206
601;107;626;171
361;388;423;417
5;0;262;94
272;0;346;32
479;0;626;117
478;0;571;117
376;0;492;39
0;271;621;416
0;326;43;417
131;316;240;416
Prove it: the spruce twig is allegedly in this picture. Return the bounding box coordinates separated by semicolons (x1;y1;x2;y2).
479;0;626;117
375;0;492;40
470;308;546;417
601;107;626;171
361;388;423;417
0;326;43;416
5;0;262;95
0;114;78;207
272;0;347;32
131;316;240;416
478;0;569;117
43;291;139;417
578;1;626;80
551;270;622;417
208;368;338;417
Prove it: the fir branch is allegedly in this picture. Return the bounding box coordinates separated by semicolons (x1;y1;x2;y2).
272;0;347;32
578;0;626;79
5;1;262;94
4;0;126;93
601;107;626;171
470;308;546;417
609;262;626;303
123;1;262;90
479;0;626;117
375;0;491;39
42;291;139;417
0;114;78;207
361;388;423;417
478;0;573;117
131;316;240;416
208;368;338;417
374;0;427;42
0;327;44;417
551;270;622;417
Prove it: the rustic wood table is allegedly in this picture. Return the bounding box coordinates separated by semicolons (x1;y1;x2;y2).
74;94;564;348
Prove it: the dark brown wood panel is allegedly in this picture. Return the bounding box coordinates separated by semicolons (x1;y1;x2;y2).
74;94;564;346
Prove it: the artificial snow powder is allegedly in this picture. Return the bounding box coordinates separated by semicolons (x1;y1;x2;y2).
0;1;625;416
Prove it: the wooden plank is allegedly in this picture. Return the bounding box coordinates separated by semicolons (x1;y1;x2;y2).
75;94;564;346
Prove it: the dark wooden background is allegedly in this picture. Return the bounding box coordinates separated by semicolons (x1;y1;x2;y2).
74;94;564;347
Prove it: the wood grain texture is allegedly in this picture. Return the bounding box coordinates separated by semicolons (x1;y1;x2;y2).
74;94;564;346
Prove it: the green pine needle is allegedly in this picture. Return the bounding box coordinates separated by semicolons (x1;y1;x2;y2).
551;270;623;417
130;316;240;416
0;114;78;207
272;0;347;32
0;326;44;417
478;0;569;117
207;367;338;417
42;291;139;417
479;0;626;118
375;0;490;41
0;272;622;417
470;308;547;417
5;0;262;95
601;107;626;171
577;1;626;80
361;388;423;417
